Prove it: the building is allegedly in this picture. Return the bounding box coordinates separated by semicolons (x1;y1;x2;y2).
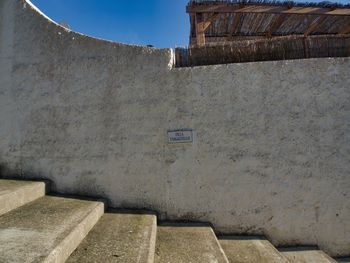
175;0;350;66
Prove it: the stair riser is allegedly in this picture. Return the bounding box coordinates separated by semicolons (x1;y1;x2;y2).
219;236;289;263
43;203;104;263
280;248;337;263
146;217;157;263
210;229;230;263
155;225;229;263
66;213;157;263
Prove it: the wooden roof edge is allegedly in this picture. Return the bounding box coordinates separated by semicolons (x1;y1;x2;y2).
187;1;350;16
187;0;350;9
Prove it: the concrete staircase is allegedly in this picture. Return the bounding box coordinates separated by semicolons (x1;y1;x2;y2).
0;179;344;263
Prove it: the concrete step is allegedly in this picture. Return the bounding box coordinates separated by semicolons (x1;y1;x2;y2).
219;236;289;263
155;223;229;263
0;179;46;216
279;247;337;263
66;211;157;263
0;195;104;263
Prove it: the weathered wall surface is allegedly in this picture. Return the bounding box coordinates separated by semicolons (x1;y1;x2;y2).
1;0;350;257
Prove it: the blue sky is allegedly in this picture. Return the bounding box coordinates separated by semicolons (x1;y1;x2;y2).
31;0;349;48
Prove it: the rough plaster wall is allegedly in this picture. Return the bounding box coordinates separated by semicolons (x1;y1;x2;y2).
1;0;350;257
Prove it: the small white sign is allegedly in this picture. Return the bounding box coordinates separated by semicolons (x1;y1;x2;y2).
168;130;193;144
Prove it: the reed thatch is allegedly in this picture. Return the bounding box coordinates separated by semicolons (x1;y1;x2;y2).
175;34;350;67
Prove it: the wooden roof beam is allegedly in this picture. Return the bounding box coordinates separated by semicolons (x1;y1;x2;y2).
267;14;286;37
304;16;327;36
195;13;206;47
228;13;241;38
203;13;220;30
190;13;196;38
194;12;220;47
187;5;350;16
338;24;350;34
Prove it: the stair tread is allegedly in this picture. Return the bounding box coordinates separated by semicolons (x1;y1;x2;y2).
155;223;229;263
0;179;46;216
0;179;41;194
66;212;157;263
219;236;289;263
279;247;337;263
0;195;104;263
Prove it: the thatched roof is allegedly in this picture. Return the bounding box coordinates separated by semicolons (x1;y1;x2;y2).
187;0;350;46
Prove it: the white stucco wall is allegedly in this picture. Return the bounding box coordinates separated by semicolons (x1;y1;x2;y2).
1;0;350;257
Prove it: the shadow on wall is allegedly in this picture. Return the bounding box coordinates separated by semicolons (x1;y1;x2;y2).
0;163;17;179
0;161;214;225
0;161;53;189
0;162;106;205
